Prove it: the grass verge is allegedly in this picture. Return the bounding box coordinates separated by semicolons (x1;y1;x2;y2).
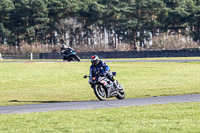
0;102;200;133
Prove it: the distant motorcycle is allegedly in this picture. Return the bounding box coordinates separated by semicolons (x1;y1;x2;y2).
62;48;80;62
83;71;125;101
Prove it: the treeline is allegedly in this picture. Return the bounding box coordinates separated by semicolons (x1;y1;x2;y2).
0;0;200;50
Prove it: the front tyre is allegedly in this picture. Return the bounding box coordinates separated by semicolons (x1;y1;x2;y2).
93;85;106;101
116;81;125;100
74;55;80;62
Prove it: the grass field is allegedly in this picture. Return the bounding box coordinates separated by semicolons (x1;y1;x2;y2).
0;102;200;132
0;58;200;106
0;58;200;132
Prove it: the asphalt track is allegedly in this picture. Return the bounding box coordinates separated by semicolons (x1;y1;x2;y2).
0;59;200;114
0;59;200;63
0;94;200;114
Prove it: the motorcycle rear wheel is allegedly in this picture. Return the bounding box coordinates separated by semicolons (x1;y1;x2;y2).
116;81;125;100
93;85;106;101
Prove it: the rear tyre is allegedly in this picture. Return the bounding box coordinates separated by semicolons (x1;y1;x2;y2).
93;85;106;101
63;55;69;61
116;81;125;100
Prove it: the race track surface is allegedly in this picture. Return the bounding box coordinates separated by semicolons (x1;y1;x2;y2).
0;59;200;63
0;94;200;114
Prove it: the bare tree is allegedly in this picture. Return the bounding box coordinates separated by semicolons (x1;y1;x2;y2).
55;17;82;46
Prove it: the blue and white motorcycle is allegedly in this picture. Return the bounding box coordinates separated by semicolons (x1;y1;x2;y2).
83;71;125;101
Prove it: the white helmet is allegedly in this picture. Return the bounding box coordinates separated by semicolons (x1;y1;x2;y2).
62;44;68;48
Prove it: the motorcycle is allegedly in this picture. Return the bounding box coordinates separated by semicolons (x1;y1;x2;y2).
62;48;80;62
83;71;125;101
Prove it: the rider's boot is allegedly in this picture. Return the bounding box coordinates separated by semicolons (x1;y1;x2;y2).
107;75;118;89
111;76;119;90
113;80;118;89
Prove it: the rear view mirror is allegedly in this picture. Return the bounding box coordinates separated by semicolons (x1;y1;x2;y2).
83;75;88;79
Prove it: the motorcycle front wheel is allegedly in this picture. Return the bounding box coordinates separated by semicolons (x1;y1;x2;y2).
116;81;125;100
93;84;106;101
73;55;80;62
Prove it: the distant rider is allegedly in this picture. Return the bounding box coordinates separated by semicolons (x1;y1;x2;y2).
60;44;74;59
60;44;69;55
89;55;118;90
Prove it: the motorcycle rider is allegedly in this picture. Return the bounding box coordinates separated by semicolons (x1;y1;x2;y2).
60;43;74;60
60;44;69;55
89;55;118;91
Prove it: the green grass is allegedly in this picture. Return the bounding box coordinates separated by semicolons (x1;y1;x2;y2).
0;60;200;106
0;102;200;133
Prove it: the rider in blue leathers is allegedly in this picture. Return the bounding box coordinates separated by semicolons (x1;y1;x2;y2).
89;55;117;89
